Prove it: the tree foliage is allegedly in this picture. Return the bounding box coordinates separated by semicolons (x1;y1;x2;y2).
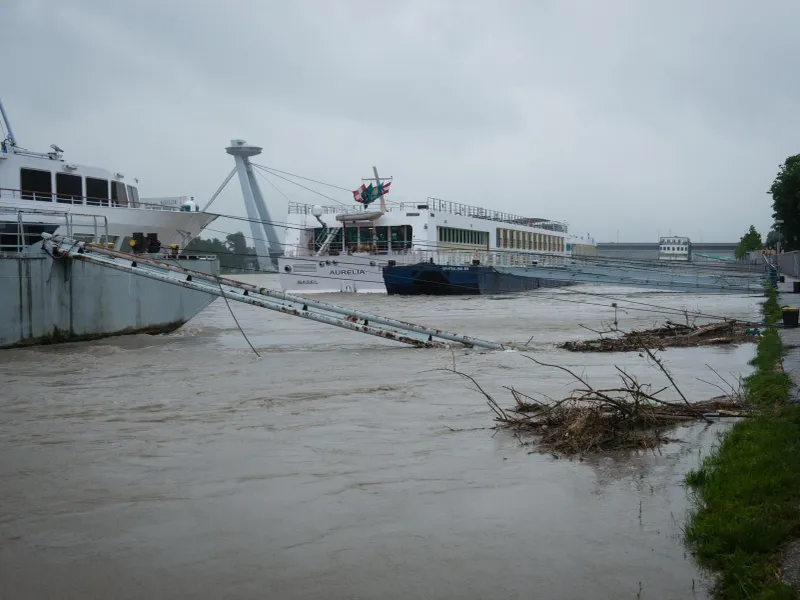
769;154;800;251
185;231;258;272
734;225;762;259
765;229;783;250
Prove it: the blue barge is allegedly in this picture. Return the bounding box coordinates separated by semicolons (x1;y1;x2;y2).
382;261;564;295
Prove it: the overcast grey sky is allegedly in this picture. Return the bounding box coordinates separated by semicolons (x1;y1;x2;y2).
4;0;798;242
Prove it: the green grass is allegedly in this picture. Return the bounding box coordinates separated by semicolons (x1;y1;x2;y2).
744;327;792;407
762;285;785;325
685;407;800;599
684;285;800;599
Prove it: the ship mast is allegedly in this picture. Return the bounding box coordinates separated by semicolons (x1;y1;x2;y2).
0;96;17;146
363;166;391;213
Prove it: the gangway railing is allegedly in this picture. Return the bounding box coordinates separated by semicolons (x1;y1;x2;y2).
1;206;108;254
41;234;509;351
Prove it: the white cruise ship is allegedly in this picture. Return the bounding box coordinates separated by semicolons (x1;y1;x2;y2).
0;104;214;250
0;97;220;348
279;196;596;293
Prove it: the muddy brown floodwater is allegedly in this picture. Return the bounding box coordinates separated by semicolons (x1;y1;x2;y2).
0;278;761;599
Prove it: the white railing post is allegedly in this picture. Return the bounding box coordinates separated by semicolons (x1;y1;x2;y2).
17;210;23;252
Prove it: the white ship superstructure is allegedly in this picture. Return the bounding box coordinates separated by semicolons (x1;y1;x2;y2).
0;102;214;250
0;96;220;348
279;197;596;293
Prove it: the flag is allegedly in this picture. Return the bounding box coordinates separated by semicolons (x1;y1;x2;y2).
363;183;376;205
353;184;367;203
353;180;392;205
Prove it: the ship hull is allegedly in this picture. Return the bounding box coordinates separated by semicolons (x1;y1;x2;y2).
382;263;568;296
0;250;218;348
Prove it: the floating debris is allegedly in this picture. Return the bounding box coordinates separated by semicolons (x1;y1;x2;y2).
446;349;751;457
561;321;758;353
496;392;748;456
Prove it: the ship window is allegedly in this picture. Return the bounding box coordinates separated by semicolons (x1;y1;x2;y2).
56;173;83;204
390;225;411;248
20;168;52;202
112;181;128;206
127;185;140;207
86;177;109;206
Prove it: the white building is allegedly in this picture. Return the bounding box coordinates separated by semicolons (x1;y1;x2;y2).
658;236;691;261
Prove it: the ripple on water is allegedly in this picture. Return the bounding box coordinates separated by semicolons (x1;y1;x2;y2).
0;282;758;599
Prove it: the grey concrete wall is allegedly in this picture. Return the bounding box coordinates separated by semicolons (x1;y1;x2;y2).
0;253;218;348
777;251;800;278
597;245;658;260
597;243;737;261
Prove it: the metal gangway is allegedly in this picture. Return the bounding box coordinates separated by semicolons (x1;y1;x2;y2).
496;263;769;294
41;234;508;351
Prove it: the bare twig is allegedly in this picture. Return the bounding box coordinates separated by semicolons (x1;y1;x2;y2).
579;324;613;337
696;377;735;400
630;333;712;424
438;367;508;422
519;354;634;416
705;363;742;399
502;386;547;407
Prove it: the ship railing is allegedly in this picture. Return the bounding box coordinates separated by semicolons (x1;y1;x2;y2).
287;200;569;233
431;249;568;268
425;198;569;232
0;205;109;255
0;187;184;212
282;244;569;267
287;202;409;216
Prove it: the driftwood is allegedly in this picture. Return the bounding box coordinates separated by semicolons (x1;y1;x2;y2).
561;320;758;353
499;393;746;456
444;344;750;457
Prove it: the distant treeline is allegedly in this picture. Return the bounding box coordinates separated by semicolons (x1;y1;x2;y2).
185;232;258;271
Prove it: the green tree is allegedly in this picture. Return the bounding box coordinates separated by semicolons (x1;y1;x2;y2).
769;154;800;251
734;225;763;259
765;229;783;250
184;232;259;272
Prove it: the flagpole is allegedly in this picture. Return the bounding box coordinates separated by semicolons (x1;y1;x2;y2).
373;166;387;213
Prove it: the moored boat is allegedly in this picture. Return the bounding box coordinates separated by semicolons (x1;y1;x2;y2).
279;174;596;293
0;97;220;348
382;260;567;295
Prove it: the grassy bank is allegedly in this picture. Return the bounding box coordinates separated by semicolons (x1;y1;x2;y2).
685;287;799;599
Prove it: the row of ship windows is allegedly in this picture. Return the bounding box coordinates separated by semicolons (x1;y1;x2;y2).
438;226;489;246
437;226;565;252
496;227;565;252
660;246;688;252
16;167;140;206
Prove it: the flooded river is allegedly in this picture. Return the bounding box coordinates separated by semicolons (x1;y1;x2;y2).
0;279;762;599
